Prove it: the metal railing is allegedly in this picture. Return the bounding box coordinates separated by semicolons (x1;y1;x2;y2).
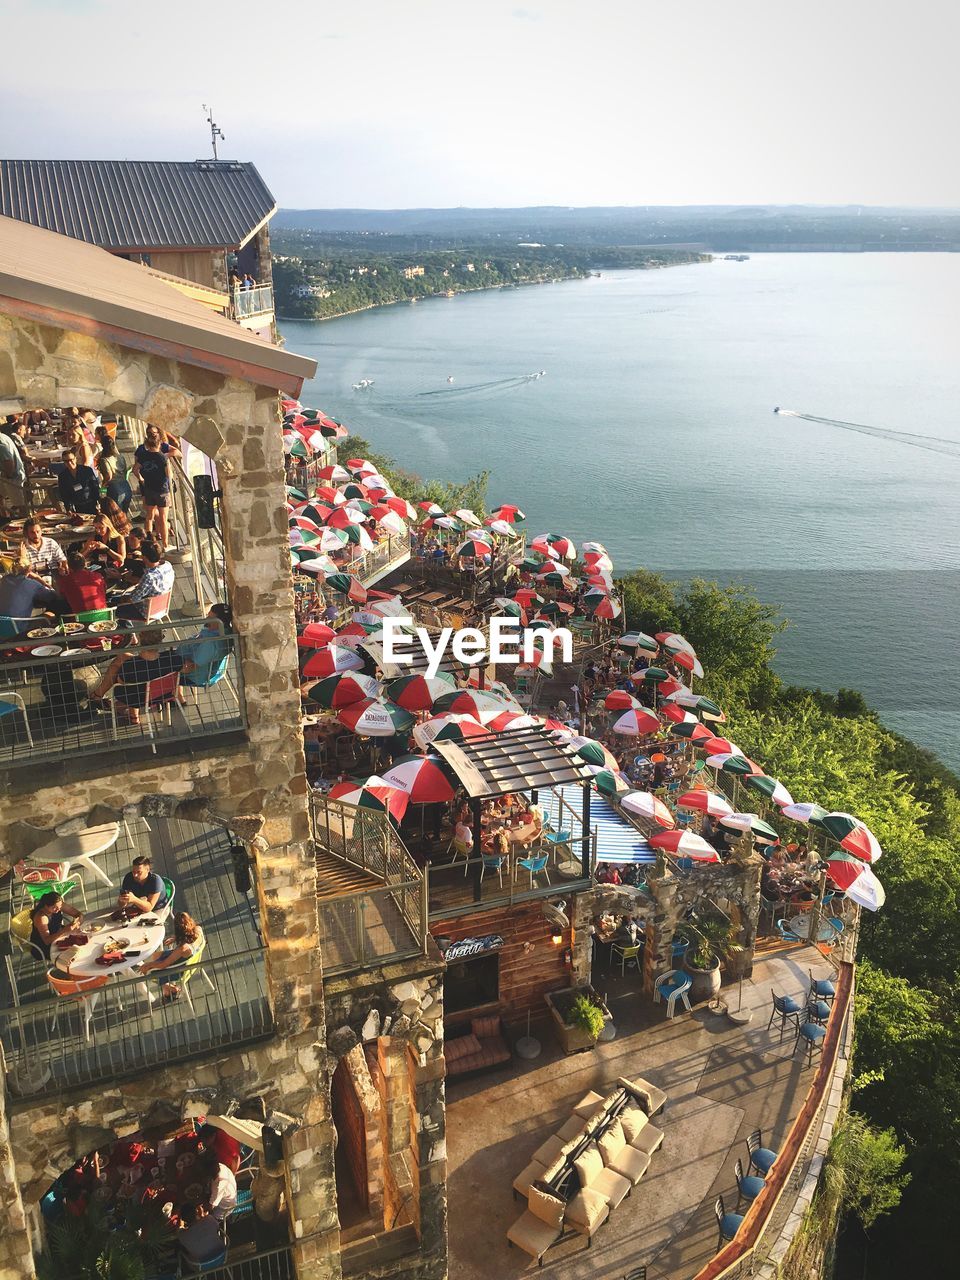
177;1241;295;1280
0;947;272;1099
0;617;246;768
233;284;275;319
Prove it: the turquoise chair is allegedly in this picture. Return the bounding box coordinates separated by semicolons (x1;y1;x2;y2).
516;852;550;889
479;853;505;887
714;1194;744;1251
157;876;175;922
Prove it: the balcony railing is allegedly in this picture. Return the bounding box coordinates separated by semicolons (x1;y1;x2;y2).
0;617;245;769
0;947;272;1100
233;284;274;319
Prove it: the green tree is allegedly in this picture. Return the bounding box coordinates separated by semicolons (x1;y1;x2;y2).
825;1111;910;1230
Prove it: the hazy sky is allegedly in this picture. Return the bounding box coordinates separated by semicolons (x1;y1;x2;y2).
2;0;958;208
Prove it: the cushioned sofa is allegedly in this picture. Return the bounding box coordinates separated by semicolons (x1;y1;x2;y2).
444;1014;511;1079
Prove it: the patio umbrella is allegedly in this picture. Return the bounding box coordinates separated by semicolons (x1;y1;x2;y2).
318;464;351;483
316;527;350;552
592;768;630;797
302;645;367;679
780;802;830;825
293;552;339;576
342;524;375;551
487;519;521;538
813;812;883;862
323;573;368;602
700;736;744;757
586;595;622;621
380;754;455;803
451;508;482;527
345;457;378;475
537;569;571;588
604;689;642;712
620;791;676;827
704;752;762;776
493;597;526;622
647;830;720;862
511;589;544;608
572;738;620;770
631;666;669;684
720;813;781;842
285;485;307;502
611;708;661;736
413;713;489;749
385;671;458;712
677;790;735;819
282;432;309;458
489;503;526;524
825;853;885;911
418;501;445;518
669;719;715;744
660;702;697;725
298;621;336;648
338;698;415;737
433;689;521;719
743;774;795;808
307;671;381;709
325;505;365;529
328;777;410;824
485;710;540;733
670;649;705;678
618;632;659;655
665;690;726;721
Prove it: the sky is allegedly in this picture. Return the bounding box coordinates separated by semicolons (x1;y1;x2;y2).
2;0;958;209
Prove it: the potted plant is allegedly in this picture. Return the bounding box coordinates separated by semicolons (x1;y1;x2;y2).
545;984;612;1053
682;917;736;1004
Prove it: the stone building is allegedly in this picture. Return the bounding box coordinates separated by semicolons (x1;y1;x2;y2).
0;215;446;1280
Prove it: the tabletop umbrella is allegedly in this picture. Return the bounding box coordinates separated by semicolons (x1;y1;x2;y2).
322;573;368;603
647;830;720;862
572;738;620;771
286;485;307;502
418;501;445;518
413;713;489;749
379;495;415;520
812;812;883;862
825;854;885;911
448;507;482;527
345;457;378;475
302;645;366;679
489;503;526;524
780;802;830;825
486;710;541;733
705;752;761;776
307;671;381;708
340;483;370;502
700;735;744;757
380;754;456;803
631;666;670;685
318;464;351;483
744;774;795;808
537;569;571;588
670;649;705;678
493;597;526;622
293;552;339;576
582;551;614;573
343;524;375;551
543;533;576;560
605;689;642;712
720;813;781;841
282;432;310;458
487;519;521;538
587;595;622;621
612;708;661;736
620;791;676;827
311;485;346;505
338;698;415;737
298;621;336;648
433;689;520;718
592;768;630;797
434;515;464;531
657;631;696;656
325;505;365;529
668;719;715;744
677;790;735;819
316;527;350;552
511;588;544;608
370;509;407;537
618;631;659;655
660;702;697;725
385;671;458;712
328;777;410;824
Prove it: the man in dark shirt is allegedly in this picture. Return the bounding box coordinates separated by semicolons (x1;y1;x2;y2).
57;449;100;514
89;627;191;724
117;855;169;914
0;566;61;629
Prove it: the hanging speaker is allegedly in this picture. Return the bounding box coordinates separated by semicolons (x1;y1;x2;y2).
194;474;218;529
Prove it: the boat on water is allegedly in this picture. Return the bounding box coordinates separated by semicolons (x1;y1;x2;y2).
352;379;375;390
773;407;799;416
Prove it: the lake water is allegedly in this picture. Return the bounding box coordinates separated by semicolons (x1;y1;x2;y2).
282;255;960;770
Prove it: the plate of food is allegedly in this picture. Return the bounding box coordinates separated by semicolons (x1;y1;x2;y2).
42;513;62;523
26;626;58;638
61;622;85;634
103;935;130;951
88;620;117;633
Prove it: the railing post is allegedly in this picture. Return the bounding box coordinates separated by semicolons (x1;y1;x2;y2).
421;868;429;953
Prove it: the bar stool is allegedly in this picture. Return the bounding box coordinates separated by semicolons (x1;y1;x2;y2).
734;1158;765;1211
745;1129;778;1176
794;1020;827;1067
809;969;836;1003
766;991;803;1042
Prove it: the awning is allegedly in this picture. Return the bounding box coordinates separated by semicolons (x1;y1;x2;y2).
433;725;593;799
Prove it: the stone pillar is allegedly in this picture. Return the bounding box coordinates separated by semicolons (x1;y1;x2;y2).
0;1089;34;1280
644;872;681;997
409;1035;448;1277
571;892;594;986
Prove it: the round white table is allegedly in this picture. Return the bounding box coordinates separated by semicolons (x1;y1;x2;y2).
29;822;121;887
787;913;838;944
57;909;166;979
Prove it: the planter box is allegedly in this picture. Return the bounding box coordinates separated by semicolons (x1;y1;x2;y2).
544;985;612;1054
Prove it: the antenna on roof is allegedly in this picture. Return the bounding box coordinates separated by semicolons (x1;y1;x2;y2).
202;104;225;160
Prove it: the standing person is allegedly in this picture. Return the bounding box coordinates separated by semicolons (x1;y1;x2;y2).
64;421;96;470
0;423;28;517
201;1151;238;1221
132;425;180;550
57;449;100;515
96;435;132;512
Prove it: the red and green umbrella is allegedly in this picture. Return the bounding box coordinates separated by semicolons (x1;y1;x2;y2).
700;735;743;757
611;708;661;736
669;719;715;744
325;506;364;529
488;503;526;525
380;754;455;803
302;645;366;679
433;689;520;719
537;568;572;588
318;464;351;483
677;789;734;819
604;689;642;712
485;710;540;733
825;853;885;911
704;752;762;776
592;768;629;797
812;812;882;862
418;501;445;518
620;791;675;827
619;632;659;656
323;572;368;602
720;813;781;841
298;621;336;648
586;595;622;621
413;713;488;749
648;830;720;862
338;698;415;737
571;737;620;770
511;588;544;608
307;671;381;708
670;649;705;678
385;671;458;712
744;774;794;808
780;802;829;826
666;690;726;721
328;776;410;823
631;666;670;685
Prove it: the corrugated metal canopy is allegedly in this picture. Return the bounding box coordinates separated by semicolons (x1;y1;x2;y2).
433;726;593;799
0;159;277;251
0;215;315;394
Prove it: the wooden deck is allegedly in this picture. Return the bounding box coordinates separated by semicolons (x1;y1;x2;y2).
314;849;423;975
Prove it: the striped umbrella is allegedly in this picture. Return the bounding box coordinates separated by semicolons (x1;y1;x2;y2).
720;813;781;841
297;621;336;648
302;645;366;679
825;853;885;911
345;457;377;475
587;595;622;621
780;802;829;825
611;708;661;736
338;698;415;737
700;736;744;756
307;671;381;708
744;774;795;808
592;768;630;797
571;738;620;771
450;508;483;528
292;551;338;576
631;666;671;685
418;501;445;518
812;812;882;863
604;689;642;711
669;720;715;744
323;572;368;602
380;754;455;803
325;505;365;529
619;632;659;655
381;495;417;520
620;791;676;827
318;464;351;483
413;713;489;749
647;830;720;862
665;690;726;720
432;689;521;719
328;777;409;824
385;671;458;712
511;588;544;608
670;649;705;678
677;790;735;819
660;702;697;725
489;503;526;525
537;568;572;588
705;752;762;776
485;710;541;733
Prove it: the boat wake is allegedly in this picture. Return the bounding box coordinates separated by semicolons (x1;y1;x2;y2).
415;372;543;398
778;410;960;459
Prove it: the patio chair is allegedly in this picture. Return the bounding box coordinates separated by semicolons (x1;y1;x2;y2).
714;1194;744;1251
775;918;801;943
163;941;216;1014
806;996;832;1026
46;969;110;1042
542;827;573;862
734;1158;765;1211
766;990;803;1042
611;941;642;975
622;1270;647;1280
156;877;176;922
145;590;172;623
745;1129;778;1176
0;688;33;747
13;858;76;906
65;607;116;626
446;836;473;872
479;853;505;887
654;969;692;1018
183;1246;228;1275
794;1020;827;1067
516;852;550;889
10;908;46;971
808;970;836;1003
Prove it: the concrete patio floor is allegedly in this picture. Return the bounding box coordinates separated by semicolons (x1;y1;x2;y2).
445;941;836;1280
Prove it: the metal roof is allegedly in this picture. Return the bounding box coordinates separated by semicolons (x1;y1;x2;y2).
433;726;593;799
0;160;277;252
0;215;315;395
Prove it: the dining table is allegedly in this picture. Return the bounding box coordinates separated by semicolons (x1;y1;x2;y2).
29;821;122;887
786;913;839;944
56;906;167;979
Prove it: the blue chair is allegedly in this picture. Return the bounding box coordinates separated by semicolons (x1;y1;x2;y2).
766;991;803;1042
230;1186;254;1221
745;1129;778;1175
795;1020;827;1067
776;919;801;943
714;1194;744;1251
734;1158;764;1211
189;1247;228;1273
40;1189;64;1222
516;852;550;888
480;853;505;887
543;828;572;861
807;998;831;1025
0;689;33;747
809;971;836;1003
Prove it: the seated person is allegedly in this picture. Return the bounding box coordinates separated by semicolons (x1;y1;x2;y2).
453;818;474;853
179;603;232;687
118;526;147;581
83;513;126;570
19;518;67;575
57;550;108;614
0;563;63;629
57;449;101;515
90;627;192;724
137;911;205;1002
29;890;83;960
117;854;169;915
177;1203;224;1265
199;1151;237;1222
115;540;174;620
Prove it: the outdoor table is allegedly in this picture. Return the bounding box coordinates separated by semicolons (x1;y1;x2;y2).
29;821;122;887
57;907;166;978
786;913;838;944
